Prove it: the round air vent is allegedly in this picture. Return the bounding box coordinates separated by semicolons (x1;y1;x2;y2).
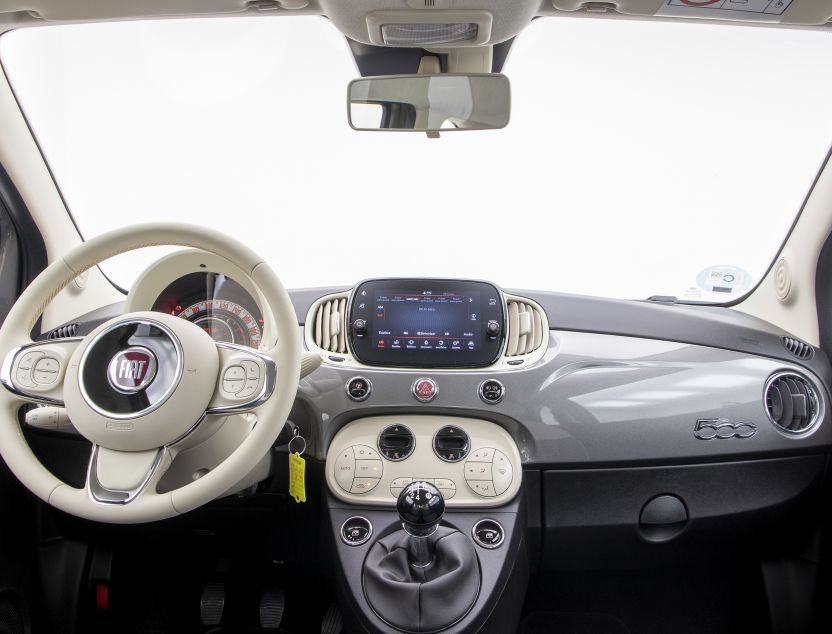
377;424;415;461
764;372;822;434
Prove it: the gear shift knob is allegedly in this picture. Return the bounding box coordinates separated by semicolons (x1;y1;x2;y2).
397;481;445;537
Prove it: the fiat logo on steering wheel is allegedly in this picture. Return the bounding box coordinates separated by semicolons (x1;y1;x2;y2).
107;347;158;394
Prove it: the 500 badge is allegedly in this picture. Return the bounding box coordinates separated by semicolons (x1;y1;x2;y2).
694;418;757;440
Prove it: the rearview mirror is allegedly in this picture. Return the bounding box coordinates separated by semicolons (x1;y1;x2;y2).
348;74;510;132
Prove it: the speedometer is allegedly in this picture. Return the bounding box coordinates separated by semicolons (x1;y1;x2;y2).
176;300;262;348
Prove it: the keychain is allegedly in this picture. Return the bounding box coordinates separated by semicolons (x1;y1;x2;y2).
288;428;307;504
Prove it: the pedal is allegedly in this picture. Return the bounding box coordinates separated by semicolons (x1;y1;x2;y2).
259;584;286;630
321;603;344;634
200;579;226;627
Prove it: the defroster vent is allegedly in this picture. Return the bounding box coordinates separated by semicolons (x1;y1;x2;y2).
782;336;814;360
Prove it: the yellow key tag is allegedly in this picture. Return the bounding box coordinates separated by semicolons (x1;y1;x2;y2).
288;452;306;503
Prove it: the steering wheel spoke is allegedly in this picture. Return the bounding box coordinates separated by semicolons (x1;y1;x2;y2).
0;337;83;405
207;342;277;415
86;444;172;505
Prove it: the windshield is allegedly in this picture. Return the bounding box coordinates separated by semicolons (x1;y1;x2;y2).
2;17;831;301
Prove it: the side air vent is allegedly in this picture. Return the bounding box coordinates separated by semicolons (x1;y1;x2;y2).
311;296;348;354
504;300;545;357
764;372;822;434
782;336;814;360
46;323;79;340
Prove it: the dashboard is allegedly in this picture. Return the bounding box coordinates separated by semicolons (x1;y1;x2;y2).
38;250;832;562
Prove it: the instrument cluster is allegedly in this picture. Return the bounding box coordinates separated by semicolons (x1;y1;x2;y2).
150;272;263;349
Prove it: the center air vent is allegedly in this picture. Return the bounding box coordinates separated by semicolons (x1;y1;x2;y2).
782;336;814;360
504;300;545;357
377;424;415;461
764;372;822;434
310;296;348;354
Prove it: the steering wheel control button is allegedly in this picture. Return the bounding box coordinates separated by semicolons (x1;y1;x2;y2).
472;519;505;549
352;319;368;337
350;477;380;494
492;450;513;495
346;376;372;402
433;425;470;462
377;424;415;461
334;447;356;492
33;357;60;385
221;365;246;394
341;516;373;547
240;360;260;380
479;379;505;404
412;377;438;403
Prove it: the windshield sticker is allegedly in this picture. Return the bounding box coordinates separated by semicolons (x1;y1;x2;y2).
656;0;793;21
696;265;751;296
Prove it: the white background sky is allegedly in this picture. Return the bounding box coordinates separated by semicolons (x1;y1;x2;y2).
2;16;832;301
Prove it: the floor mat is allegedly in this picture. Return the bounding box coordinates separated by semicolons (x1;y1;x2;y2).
522;611;630;634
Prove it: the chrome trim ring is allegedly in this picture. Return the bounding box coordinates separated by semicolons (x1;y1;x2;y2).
345;376;372;402
78;319;184;420
472;518;505;549
478;378;506;405
340;515;373;547
377;423;415;462
432;424;470;463
763;370;824;436
411;377;438;403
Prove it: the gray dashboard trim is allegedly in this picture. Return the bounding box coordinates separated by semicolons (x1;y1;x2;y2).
286;286;831;384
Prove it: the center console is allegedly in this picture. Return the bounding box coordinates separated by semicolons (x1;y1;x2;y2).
324;415;527;634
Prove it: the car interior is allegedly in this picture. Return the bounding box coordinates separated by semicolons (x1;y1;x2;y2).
1;1;832;633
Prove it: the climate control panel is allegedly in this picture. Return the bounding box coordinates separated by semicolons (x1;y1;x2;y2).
325;415;522;507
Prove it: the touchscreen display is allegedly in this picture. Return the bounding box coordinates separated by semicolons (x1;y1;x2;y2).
349;279;504;368
373;290;482;352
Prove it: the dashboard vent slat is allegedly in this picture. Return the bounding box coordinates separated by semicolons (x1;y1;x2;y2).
764;372;821;434
312;296;348;354
782;336;814;360
46;323;79;340
504;300;546;359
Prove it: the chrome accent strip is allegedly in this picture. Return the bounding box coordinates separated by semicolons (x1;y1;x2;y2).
78;319;183;420
86;444;167;505
0;338;83;406
205;342;277;414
